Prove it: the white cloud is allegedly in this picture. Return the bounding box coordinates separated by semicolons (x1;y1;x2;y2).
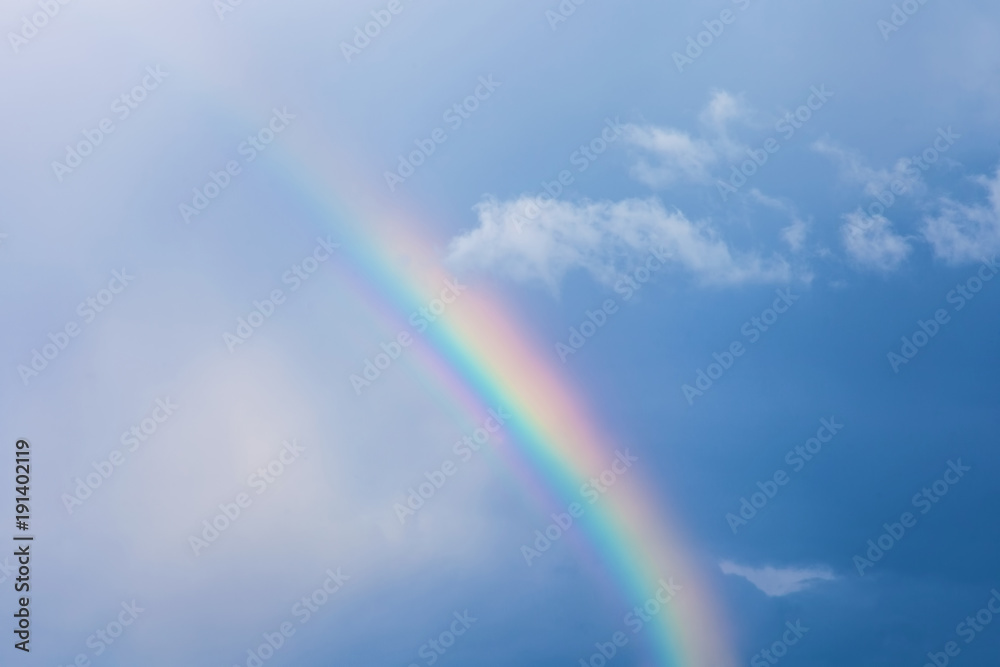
750;190;809;253
699;89;744;130
842;212;912;271
923;167;1000;264
446;196;791;292
624;90;748;188
698;89;748;161
813;140;923;199
782;219;808;253
625;125;717;187
748;189;791;211
719;561;835;597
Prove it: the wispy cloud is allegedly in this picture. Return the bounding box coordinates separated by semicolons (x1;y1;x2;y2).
750;190;810;253
923;166;1000;263
720;561;835;597
813;139;923;199
624;90;749;188
446;196;790;292
625;125;718;187
842;212;912;272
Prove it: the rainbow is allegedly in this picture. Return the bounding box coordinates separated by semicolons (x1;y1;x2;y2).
248;129;734;667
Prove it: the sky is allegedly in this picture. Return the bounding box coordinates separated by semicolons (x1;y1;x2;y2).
1;0;999;666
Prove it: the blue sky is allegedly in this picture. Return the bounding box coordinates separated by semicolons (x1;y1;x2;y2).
1;0;999;665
